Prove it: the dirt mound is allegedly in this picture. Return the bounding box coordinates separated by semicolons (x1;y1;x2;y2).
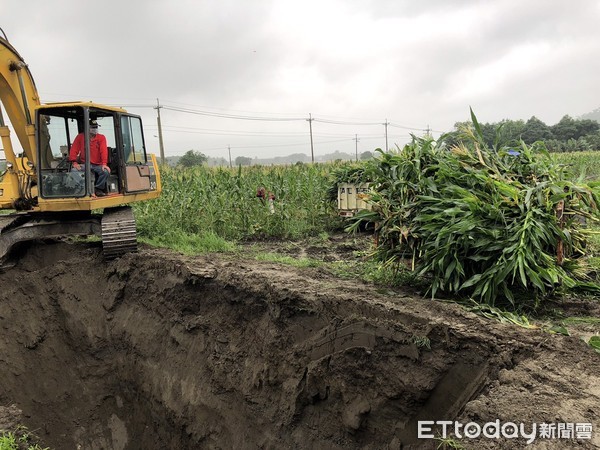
0;240;598;449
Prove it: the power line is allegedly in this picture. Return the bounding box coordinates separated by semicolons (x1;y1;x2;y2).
360;135;411;141
200;139;352;151
313;118;382;126
110;104;157;108
157;128;368;138
157;98;308;118
388;122;429;131
38;92;436;156
40;91;441;132
162;105;306;122
150;123;388;137
146;122;397;139
158;104;433;131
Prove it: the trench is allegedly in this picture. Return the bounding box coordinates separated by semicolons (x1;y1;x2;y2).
0;241;504;449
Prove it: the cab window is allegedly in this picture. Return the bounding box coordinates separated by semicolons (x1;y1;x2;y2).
121;116;147;164
38;113;85;198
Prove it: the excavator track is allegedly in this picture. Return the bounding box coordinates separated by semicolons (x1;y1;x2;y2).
0;211;101;266
101;206;137;259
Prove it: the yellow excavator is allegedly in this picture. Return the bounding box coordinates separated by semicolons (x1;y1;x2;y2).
0;29;161;263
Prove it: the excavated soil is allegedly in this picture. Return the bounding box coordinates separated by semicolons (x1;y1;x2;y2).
0;237;599;449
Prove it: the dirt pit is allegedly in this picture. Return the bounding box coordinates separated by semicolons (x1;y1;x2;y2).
0;239;599;449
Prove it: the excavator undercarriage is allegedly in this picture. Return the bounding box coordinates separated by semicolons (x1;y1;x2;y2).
0;206;137;265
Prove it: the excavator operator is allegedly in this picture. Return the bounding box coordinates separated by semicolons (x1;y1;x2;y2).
69;119;111;196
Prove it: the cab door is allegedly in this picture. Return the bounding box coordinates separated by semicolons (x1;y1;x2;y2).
120;115;156;193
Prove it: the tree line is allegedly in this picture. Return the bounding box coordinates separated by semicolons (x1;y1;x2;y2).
446;115;600;152
172;149;374;168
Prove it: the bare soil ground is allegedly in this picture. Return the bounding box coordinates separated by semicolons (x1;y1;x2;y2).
0;235;598;449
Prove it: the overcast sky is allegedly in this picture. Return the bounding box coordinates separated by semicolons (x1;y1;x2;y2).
3;0;600;160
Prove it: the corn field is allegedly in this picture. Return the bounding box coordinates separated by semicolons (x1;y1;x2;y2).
134;163;338;244
552;151;600;182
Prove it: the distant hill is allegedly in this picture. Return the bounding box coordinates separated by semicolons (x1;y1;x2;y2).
250;151;357;165
162;151;358;167
580;107;600;122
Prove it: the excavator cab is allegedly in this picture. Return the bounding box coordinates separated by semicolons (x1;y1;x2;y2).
0;102;162;263
37;104;157;200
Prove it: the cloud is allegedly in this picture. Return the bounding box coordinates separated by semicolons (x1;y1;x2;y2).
2;0;599;157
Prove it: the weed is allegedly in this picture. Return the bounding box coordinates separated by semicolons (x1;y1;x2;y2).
544;324;570;336
409;335;431;350
436;436;466;450
0;432;17;450
0;426;48;450
316;231;330;243
588;335;600;353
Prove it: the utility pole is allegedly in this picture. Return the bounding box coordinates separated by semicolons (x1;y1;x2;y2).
425;124;431;137
155;98;165;165
307;113;314;163
228;145;232;168
353;134;359;161
383;119;389;152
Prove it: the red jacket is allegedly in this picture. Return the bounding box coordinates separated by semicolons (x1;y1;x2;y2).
69;133;108;166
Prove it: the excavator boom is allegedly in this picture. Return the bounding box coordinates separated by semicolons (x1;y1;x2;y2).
0;30;38;164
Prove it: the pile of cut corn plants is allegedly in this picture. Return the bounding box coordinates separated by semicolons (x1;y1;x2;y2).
351;111;600;306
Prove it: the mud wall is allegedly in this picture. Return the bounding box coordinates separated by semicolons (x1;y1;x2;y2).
0;242;508;449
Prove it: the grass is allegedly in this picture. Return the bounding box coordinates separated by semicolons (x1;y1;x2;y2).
140;230;236;254
254;252;322;268
0;426;48;450
331;258;427;289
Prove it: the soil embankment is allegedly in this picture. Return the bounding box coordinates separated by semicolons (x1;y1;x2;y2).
0;241;598;449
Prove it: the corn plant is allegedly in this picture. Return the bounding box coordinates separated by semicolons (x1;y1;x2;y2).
351;110;600;306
